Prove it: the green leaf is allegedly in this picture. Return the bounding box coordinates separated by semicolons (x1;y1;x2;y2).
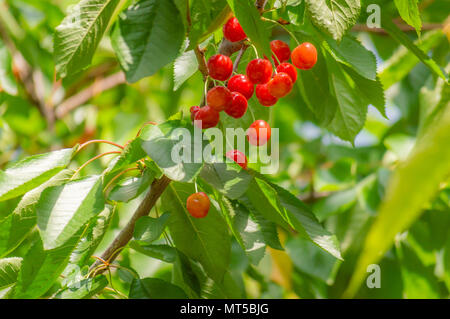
326;54;367;143
188;0;229;47
140;120;204;182
381;17;448;84
0;169;74;258
346;104;450;297
0;257;22;290
325;35;377;81
163;182;231;281
109;169;154;203
394;0;422;35
36;175;105;250
305;0;361;41
227;0;272;57
70;204;115;266
54;276;108;299
200;161;253;199
219;197;267;265
133;214;170;244
0;148;75;202
129;277;188;299
173;42;198;91
54;0;120;78
105;138;147;176
111;0;185;83
13;233;83;299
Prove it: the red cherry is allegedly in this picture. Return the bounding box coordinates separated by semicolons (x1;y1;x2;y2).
291;42;317;70
186;192;210;218
225;150;248;169
223;17;246;42
255;84;278;107
225;92;248;119
276;63;297;83
207;86;232;111
227;74;254;100
194;105;220;129
246;59;273;84
267;72;293;98
190;106;200;121
270;40;291;66
207;54;233;81
247;120;271;146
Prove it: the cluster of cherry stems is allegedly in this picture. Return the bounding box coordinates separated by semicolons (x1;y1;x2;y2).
187;17;318;218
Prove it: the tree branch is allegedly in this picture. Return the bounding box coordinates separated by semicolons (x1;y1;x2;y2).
55;72;126;119
90;175;171;275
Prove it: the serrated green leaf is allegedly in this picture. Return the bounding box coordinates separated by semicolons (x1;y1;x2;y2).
133;214;169;244
36;175;105;250
54;275;108;299
111;0;185;83
139;120;204;182
394;0;422;35
305;0;361;41
326;55;367;143
0;257;22;290
109;169;154;203
163;182;230;281
129;277;188;299
0;148;75;202
54;0;120;78
0;169;74;258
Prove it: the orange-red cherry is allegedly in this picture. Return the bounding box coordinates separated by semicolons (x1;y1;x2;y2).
186;192;210;218
255;84;278;107
225;92;248;119
247;120;271;146
276;63;297;83
246;59;273;84
225;150;248;169
223;17;246;42
291;42;317;70
194;105;220;129
227;74;254;100
207;54;233;81
267;72;293;98
270;40;291;66
207;86;232;111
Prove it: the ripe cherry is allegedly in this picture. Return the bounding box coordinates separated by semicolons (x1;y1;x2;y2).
223;17;246;42
207;86;232;111
207;54;233;81
255;84;278;107
270;40;291;66
186;192;210;218
194;105;220;129
190;106;200;121
267;72;293;98
276;63;297;83
227;74;254;100
225;92;248;119
225;150;248;170
291;42;317;70
246;59;273;84
247;120;271;146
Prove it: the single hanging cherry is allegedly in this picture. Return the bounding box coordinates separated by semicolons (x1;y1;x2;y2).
186;192;210;218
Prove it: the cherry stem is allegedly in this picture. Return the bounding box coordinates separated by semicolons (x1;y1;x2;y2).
263;17;301;45
136;121;158;137
77;140;124;152
72;151;121;179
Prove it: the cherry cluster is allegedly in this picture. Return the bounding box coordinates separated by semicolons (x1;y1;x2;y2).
187;17;318;219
